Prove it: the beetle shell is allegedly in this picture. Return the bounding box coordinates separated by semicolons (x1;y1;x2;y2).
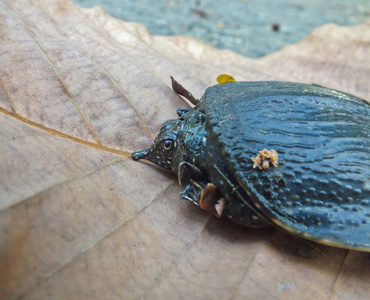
133;80;370;251
202;81;370;251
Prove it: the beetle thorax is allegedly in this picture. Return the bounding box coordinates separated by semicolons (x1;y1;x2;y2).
172;111;208;175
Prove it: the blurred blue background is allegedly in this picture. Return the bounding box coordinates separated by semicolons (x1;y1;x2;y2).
72;0;369;58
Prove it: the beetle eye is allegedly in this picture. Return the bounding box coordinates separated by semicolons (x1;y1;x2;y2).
162;140;174;152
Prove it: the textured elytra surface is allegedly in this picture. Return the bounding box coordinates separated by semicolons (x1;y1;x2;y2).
205;81;370;250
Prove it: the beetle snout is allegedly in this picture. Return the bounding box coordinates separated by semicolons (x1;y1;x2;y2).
132;149;150;161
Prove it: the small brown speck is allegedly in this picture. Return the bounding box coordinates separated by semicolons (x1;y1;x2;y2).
199;183;226;218
272;23;280;32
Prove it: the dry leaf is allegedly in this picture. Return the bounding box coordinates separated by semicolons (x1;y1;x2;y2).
1;1;369;299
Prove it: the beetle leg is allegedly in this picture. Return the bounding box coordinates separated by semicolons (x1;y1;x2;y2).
180;184;200;204
178;161;203;187
298;240;326;259
190;178;203;190
212;164;269;226
178;161;207;205
177;108;192;119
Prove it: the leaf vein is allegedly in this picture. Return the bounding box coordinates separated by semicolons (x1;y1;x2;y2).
1;157;127;212
13;180;175;300
141;215;212;298
0;77;15;113
0;107;131;157
14;22;103;146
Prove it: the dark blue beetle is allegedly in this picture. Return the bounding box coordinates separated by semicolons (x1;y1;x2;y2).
133;76;370;252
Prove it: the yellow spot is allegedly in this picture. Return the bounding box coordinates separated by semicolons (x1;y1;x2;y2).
217;74;236;84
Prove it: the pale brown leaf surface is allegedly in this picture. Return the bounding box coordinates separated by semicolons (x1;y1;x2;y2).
0;1;369;299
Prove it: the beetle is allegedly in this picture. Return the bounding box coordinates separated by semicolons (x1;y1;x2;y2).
132;75;370;252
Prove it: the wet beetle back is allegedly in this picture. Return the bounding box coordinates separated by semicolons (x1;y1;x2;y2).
203;81;370;250
133;79;370;251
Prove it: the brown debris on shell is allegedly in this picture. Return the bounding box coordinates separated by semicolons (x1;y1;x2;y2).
251;149;278;170
199;183;227;218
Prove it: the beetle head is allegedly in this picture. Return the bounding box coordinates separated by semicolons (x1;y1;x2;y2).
132;119;183;171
